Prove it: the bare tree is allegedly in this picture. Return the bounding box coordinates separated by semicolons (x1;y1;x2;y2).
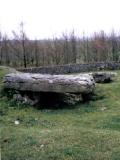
33;39;40;67
0;32;3;64
2;34;10;65
12;22;29;68
69;30;77;63
62;33;70;64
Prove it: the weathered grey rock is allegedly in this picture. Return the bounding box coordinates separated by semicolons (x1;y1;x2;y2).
90;72;117;83
62;93;82;105
13;93;38;105
13;93;23;102
4;73;95;94
19;62;120;74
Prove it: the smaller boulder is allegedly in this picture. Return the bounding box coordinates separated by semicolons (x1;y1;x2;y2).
90;72;117;83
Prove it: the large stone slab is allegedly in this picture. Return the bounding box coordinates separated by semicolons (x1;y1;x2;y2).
4;73;95;94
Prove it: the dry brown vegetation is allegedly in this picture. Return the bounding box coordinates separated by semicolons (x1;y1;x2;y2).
0;23;120;68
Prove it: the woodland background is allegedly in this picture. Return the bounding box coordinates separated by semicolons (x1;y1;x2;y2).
0;23;120;68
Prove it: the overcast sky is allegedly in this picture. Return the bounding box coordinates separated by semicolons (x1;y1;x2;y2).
0;0;120;39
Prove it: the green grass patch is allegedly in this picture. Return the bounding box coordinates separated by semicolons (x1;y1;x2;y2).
1;67;120;160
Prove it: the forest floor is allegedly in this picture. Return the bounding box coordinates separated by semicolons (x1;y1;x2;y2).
1;67;120;160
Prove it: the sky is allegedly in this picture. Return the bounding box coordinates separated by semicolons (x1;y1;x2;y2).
0;0;120;39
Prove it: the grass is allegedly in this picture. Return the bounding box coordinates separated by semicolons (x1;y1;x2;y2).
1;67;120;160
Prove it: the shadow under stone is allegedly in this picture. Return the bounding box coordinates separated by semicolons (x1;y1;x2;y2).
10;90;84;109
